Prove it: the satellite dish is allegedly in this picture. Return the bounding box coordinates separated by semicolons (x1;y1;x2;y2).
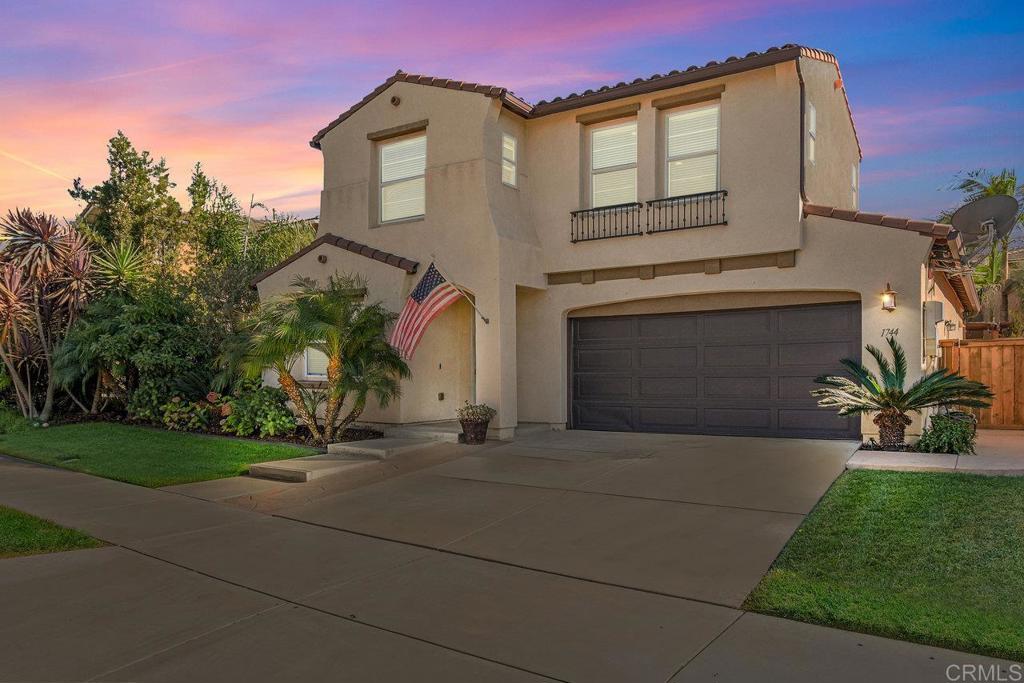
950;195;1019;262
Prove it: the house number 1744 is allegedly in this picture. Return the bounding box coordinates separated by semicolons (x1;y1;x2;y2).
882;328;899;338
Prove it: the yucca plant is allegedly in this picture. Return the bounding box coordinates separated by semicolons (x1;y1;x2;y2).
812;337;993;448
0;209;96;420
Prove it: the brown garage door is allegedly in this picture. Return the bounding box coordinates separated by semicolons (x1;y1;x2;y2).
569;302;861;439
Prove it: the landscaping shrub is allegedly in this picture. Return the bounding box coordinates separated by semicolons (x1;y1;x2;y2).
221;384;296;438
916;414;977;455
161;397;216;432
0;404;28;434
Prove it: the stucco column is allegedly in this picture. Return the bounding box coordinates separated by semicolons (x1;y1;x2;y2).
473;283;518;439
859;266;926;439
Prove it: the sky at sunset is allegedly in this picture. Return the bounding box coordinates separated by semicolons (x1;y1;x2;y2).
2;0;1021;223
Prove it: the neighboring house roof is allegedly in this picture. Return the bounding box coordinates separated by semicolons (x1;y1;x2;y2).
250;232;419;287
803;202;980;314
311;44;858;150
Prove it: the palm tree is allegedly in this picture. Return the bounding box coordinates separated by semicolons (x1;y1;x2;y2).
242;274;409;445
812;337;993;448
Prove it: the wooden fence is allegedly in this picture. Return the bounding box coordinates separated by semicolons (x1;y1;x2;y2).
940;338;1024;429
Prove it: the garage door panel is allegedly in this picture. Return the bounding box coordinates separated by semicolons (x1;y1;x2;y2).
637;316;700;341
575;348;633;371
704;310;772;339
575;375;633;401
639;346;697;369
575;317;634;341
778;341;854;367
779;409;857;434
638;377;697;399
704;376;772;399
704;408;772;430
570;302;861;439
574;404;633;431
777;305;857;337
637;406;698;431
704;345;771;367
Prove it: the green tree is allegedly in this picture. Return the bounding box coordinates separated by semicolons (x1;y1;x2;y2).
812;337;993;448
69;132;183;271
241;274;409;445
54;283;214;420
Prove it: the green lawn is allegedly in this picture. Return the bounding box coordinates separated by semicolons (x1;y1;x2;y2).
0;422;317;488
0;506;101;559
746;470;1024;662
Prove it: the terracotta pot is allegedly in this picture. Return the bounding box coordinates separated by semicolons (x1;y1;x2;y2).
460;419;490;444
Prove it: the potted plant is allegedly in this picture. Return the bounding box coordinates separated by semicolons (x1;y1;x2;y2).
812;337;992;449
457;401;496;445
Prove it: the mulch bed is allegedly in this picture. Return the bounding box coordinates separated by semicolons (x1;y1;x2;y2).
54;412;383;446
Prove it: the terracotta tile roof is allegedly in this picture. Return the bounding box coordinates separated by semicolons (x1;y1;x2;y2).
310;71;531;148
250;232;419;286
803;203;952;238
311;44;859;153
804;202;980;314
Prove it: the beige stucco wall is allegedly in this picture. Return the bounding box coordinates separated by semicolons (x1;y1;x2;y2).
801;58;861;209
254;243;473;424
516;216;934;438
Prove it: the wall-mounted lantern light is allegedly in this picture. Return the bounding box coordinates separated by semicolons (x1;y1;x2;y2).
881;283;897;312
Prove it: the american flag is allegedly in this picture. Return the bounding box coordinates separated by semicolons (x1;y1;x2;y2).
389;263;463;359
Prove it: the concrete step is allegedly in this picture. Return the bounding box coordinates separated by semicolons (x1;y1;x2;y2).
385;425;463;443
249;454;379;483
326;437;434;459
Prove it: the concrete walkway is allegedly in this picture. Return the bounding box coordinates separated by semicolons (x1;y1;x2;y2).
848;429;1024;475
0;434;1018;682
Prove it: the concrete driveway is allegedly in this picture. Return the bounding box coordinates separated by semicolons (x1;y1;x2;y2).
0;432;1016;682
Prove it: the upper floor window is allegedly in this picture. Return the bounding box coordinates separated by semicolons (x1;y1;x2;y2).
665;101;720;197
590;120;637;207
380;134;425;222
501;133;518;187
304;347;329;380
807;102;817;164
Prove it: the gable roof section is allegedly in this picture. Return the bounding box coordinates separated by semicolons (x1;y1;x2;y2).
250;233;419;287
311;44;859;151
310;72;532;148
803;202;980;314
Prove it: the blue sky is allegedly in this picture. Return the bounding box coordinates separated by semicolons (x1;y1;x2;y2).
1;0;1021;220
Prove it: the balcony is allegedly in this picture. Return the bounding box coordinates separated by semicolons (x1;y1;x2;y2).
569;190;727;243
570;202;643;243
647;190;727;234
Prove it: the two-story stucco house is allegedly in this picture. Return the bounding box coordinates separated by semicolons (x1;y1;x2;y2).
253;44;979;442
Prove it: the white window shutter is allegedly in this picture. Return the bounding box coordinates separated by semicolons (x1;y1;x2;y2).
501;133;517;186
665;102;719;196
591;121;637;207
592;122;637;170
380;135;426;221
305;348;329;377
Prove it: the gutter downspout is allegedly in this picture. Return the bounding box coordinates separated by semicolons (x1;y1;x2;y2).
795;57;808;203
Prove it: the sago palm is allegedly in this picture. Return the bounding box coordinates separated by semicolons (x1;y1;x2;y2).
243;274;409;445
812;337;993;447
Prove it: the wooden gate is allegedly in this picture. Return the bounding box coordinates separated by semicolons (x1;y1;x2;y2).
941;338;1024;429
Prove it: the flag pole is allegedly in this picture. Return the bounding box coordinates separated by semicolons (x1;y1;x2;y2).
429;254;489;324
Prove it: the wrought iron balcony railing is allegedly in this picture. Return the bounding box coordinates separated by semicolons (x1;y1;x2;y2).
646;189;728;234
569;190;728;243
570;202;644;243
